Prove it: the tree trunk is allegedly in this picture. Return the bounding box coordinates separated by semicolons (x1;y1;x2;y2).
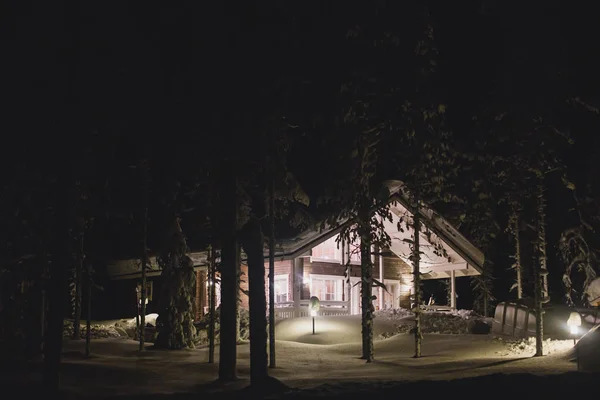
513;212;523;300
483;292;489;318
85;260;92;358
218;169;238;380
537;185;550;304
534;183;549;357
241;218;269;386
208;245;216;364
236;243;242;343
412;202;422;358
73;237;82;340
40;286;46;357
155;218;195;349
139;166;149;352
268;178;276;368
43;177;71;393
359;215;374;362
533;248;544;356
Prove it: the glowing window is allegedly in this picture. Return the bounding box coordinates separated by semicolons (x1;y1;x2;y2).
274;274;289;303
310;276;344;301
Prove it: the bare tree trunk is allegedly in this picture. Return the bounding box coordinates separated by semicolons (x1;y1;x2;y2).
513;212;523;299
268;178;276;368
537;185;550;304
139;165;149;352
40;286;46;356
208;245;216;364
359;214;374;362
534;183;549;357
218;168;238;380
241;218;269;386
533;249;544;356
412;201;422;358
43;178;71;393
85;260;91;358
73;238;82;340
483;292;489;318
236;244;242;343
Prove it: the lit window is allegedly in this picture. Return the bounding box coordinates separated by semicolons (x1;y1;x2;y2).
311;235;341;262
347;240;361;264
311;276;344;301
274;274;289;303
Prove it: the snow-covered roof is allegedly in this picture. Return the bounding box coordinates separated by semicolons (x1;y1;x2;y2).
107;180;484;280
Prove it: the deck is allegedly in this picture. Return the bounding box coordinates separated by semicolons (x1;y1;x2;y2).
273;300;350;319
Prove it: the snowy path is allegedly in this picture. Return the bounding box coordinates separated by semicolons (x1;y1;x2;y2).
54;315;576;397
3;315;580;398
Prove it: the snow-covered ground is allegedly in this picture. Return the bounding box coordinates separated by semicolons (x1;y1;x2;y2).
4;312;580;398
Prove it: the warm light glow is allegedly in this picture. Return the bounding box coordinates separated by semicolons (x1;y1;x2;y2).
207;279;214;286
567;311;582;337
569;325;579;335
310;310;317;317
567;312;582;327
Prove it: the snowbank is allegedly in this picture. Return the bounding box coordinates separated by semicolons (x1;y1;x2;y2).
62;320;122;339
493;336;574;356
63;314;161;340
374;308;490;336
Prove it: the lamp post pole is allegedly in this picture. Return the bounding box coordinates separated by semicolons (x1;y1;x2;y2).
309;296;320;335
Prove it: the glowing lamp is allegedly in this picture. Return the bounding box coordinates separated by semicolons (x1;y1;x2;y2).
567;312;582;336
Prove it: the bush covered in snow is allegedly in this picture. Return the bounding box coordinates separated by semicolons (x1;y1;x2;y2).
375;308;491;335
62;320;122;339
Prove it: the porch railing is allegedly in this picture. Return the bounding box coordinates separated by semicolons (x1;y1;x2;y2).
272;300;350;319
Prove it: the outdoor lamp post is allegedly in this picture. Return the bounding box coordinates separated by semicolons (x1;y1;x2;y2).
309;296;320;335
567;311;582;371
567;311;582;341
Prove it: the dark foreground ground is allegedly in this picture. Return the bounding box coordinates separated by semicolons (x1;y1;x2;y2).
3;372;599;400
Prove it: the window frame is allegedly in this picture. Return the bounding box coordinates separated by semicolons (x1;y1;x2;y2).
309;274;345;301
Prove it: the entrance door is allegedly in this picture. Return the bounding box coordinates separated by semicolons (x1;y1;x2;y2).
383;282;399;309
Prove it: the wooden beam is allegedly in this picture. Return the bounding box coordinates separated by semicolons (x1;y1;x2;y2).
450;269;456;309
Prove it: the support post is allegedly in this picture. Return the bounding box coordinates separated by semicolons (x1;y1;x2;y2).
450;270;456;309
346;281;352;315
293;258;302;317
379;249;384;310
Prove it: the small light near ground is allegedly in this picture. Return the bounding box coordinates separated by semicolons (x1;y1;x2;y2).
569;325;579;335
567;311;583;371
567;311;582;332
567;311;582;347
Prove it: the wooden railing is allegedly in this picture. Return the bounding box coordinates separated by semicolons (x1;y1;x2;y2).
272;300;350;319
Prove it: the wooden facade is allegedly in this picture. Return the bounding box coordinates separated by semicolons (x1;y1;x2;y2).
193;252;414;321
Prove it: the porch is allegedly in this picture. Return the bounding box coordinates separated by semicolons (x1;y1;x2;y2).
273;300;350;319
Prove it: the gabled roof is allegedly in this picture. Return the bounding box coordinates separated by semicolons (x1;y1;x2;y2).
270;180;483;279
386;180;484;274
107;180;484;280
